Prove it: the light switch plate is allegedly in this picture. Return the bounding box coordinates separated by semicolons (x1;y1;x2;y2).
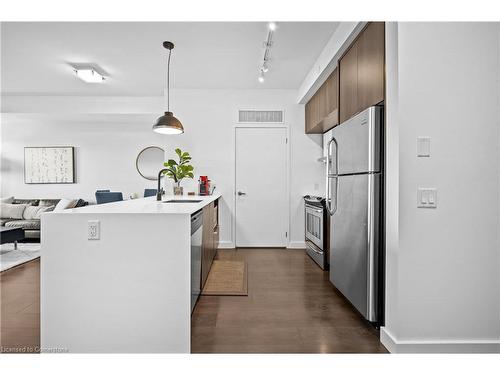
88;220;100;240
417;188;437;208
417;137;431;157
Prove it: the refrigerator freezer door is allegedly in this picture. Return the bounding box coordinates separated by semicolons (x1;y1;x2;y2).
330;106;381;176
329;173;380;322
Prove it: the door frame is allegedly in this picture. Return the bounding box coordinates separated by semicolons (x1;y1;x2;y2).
233;124;291;248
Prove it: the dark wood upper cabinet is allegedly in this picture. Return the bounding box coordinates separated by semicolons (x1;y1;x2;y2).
305;93;320;133
357;22;385;111
305;68;339;134
339;42;359;124
339;22;385;123
325;67;338;117
305;22;384;133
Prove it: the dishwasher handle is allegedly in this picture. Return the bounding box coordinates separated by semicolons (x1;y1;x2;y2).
191;210;203;233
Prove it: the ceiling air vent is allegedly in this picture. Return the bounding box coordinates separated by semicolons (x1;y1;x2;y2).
238;110;284;123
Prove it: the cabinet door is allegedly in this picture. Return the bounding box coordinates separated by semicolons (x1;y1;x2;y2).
320;68;339;132
213;199;219;253
357;22;385;110
305;99;312;133
201;203;214;288
305;92;320;133
339;42;359;123
326;68;339;116
318;80;329;121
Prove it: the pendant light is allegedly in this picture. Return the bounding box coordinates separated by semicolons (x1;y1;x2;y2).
152;41;184;134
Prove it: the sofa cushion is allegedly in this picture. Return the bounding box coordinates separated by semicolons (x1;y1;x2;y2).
23;205;55;220
1;203;28;219
1;218;12;226
12;199;39;206
4;220;40;230
0;196;14;204
54;198;78;212
39;199;60;207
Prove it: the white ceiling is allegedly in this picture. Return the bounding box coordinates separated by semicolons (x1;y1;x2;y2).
1;22;338;96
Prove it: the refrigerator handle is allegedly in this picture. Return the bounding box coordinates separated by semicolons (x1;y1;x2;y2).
325;137;338;216
332;177;338;216
326;178;332;215
331;137;339;215
325;139;332;215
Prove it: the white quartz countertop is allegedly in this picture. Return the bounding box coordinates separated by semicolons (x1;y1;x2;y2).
57;194;221;215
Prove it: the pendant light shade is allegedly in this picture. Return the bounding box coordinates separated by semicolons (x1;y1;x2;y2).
153;41;184;134
153;111;184;134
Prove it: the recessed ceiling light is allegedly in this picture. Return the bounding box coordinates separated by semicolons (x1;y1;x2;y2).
74;68;105;83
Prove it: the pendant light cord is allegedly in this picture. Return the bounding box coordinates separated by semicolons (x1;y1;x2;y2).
166;48;172;112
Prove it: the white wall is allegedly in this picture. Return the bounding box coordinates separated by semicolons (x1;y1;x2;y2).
1;89;324;248
382;22;500;353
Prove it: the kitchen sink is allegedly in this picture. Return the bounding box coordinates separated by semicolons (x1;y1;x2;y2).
162;200;202;203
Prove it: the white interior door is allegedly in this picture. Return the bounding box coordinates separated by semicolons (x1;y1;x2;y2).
235;127;288;247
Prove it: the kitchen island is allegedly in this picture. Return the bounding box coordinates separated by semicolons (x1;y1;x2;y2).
41;194;221;353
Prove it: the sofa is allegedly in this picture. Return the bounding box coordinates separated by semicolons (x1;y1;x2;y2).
0;197;88;240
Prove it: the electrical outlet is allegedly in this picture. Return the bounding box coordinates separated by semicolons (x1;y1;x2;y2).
88;220;100;240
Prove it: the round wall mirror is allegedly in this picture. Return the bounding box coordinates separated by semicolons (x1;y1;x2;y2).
136;146;165;180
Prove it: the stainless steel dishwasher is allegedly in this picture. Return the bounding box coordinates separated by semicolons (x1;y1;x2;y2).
190;210;203;313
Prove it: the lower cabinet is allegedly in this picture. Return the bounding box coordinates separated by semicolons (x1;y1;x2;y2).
201;199;219;289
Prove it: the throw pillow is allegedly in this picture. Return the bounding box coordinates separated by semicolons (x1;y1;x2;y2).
0;203;28;219
0;196;14;204
34;205;55;219
53;198;78;212
23;205;55;220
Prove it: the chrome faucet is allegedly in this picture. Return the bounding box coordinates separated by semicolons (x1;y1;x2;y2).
156;168;169;201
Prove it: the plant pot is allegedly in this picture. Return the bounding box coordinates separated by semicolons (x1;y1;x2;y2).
173;186;183;196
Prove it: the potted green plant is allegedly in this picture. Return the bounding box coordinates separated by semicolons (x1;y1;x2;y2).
162;148;194;195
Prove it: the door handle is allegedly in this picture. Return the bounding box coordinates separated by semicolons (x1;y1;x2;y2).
237;191;246;196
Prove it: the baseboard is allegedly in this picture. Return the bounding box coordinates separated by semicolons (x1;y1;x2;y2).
287;241;306;249
380;327;500;353
217;240;306;249
217;241;235;249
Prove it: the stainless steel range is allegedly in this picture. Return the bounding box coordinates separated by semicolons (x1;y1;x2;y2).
304;195;328;270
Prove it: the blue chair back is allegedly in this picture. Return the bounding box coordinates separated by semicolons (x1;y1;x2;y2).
95;191;123;205
144;189;158;197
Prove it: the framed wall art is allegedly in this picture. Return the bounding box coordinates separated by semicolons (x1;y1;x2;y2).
24;147;75;184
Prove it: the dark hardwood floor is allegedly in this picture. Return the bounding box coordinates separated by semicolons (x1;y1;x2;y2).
0;259;40;353
0;250;387;354
192;249;387;353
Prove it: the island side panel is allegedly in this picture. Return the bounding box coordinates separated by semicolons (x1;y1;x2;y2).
41;212;191;353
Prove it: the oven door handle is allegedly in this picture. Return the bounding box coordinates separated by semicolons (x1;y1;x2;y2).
306;241;323;255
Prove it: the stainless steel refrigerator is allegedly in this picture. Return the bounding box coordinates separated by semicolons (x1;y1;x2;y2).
325;106;382;323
